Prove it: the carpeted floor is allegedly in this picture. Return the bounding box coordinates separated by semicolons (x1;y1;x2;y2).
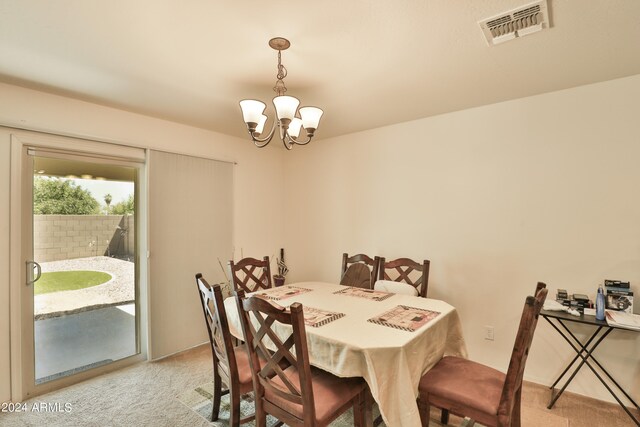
1;344;636;427
176;381;567;427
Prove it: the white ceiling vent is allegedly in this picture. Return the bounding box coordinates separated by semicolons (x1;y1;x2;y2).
478;0;549;46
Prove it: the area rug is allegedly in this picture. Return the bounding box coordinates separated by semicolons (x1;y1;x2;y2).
178;382;568;427
178;382;420;427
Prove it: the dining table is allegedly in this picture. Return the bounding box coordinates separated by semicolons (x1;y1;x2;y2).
223;281;467;427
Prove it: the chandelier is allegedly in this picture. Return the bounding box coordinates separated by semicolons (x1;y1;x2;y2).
239;38;324;150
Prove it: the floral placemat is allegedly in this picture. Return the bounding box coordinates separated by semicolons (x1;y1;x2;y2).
333;286;393;301
368;305;440;332
303;306;345;328
255;285;312;301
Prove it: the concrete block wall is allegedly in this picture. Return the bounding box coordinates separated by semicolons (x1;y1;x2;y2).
34;215;135;262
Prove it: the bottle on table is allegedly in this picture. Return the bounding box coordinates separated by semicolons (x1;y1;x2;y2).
595;285;606;321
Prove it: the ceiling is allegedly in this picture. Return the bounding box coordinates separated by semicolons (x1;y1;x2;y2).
33;156;136;182
1;1;639;141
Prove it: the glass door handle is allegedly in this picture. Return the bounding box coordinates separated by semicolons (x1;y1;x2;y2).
26;261;42;286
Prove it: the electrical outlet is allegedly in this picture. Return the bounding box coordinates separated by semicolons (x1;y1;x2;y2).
484;325;494;341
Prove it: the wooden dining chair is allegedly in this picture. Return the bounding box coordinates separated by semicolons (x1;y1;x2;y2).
534;281;546;297
376;257;430;298
417;284;548;427
195;273;255;426
234;289;373;427
229;256;273;293
340;253;380;289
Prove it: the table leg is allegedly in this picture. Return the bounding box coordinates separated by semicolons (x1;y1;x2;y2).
548;322;602;391
557;320;640;411
543;316;640;426
547;321;610;407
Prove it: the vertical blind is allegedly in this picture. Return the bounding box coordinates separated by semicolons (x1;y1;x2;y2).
148;150;233;359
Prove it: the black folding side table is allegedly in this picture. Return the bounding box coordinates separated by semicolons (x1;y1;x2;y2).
540;309;640;426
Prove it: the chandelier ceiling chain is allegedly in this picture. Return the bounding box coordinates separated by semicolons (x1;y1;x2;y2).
239;37;324;150
273;49;288;97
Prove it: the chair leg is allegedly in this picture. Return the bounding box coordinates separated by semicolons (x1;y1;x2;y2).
440;409;450;425
364;388;373;427
255;398;267;427
511;387;522;427
228;385;241;427
417;396;431;427
211;372;222;421
353;392;364;427
353;389;372;427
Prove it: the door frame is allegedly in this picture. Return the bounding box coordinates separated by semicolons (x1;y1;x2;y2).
9;130;148;401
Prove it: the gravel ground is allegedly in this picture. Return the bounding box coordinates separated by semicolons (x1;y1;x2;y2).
35;256;135;319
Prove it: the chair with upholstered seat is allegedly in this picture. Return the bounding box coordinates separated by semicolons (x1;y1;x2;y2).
376;257;430;298
195;273;255;426
229;256;273;293
417;283;548;427
533;281;546;297
340;253;380;289
235;289;372;427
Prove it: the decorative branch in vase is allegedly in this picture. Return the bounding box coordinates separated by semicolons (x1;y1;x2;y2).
274;248;288;287
217;247;236;297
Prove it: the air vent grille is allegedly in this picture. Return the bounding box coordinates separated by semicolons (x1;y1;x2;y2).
486;15;511;28
513;5;540;19
478;0;549;46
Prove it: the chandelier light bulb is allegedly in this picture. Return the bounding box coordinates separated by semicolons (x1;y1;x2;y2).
273;95;300;122
299;107;324;132
255;115;268;136
239;100;266;126
288;118;303;138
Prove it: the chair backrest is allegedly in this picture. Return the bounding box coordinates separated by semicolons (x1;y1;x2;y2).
229;256;273;293
498;284;548;421
377;257;430;298
235;290;315;423
340;253;379;289
195;273;239;388
534;281;546;297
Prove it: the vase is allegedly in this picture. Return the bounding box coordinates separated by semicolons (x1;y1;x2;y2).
273;275;285;287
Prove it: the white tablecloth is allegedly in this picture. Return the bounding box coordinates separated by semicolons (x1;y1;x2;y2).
223;282;467;427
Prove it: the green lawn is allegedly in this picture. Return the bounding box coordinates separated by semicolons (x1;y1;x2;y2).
34;270;112;295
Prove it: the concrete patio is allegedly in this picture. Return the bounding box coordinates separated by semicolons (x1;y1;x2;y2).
34;256;137;382
36;304;137;382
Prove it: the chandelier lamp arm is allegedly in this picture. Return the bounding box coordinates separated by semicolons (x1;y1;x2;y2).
283;138;294;151
284;133;313;146
250;132;274;148
247;120;278;148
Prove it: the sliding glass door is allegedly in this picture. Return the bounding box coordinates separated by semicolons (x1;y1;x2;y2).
19;144;142;396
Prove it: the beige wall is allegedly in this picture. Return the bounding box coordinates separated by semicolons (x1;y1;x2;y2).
283;74;640;403
2;74;640;405
0;83;285;401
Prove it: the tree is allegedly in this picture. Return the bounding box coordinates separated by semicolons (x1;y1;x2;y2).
104;193;112;214
34;177;100;215
110;194;135;215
